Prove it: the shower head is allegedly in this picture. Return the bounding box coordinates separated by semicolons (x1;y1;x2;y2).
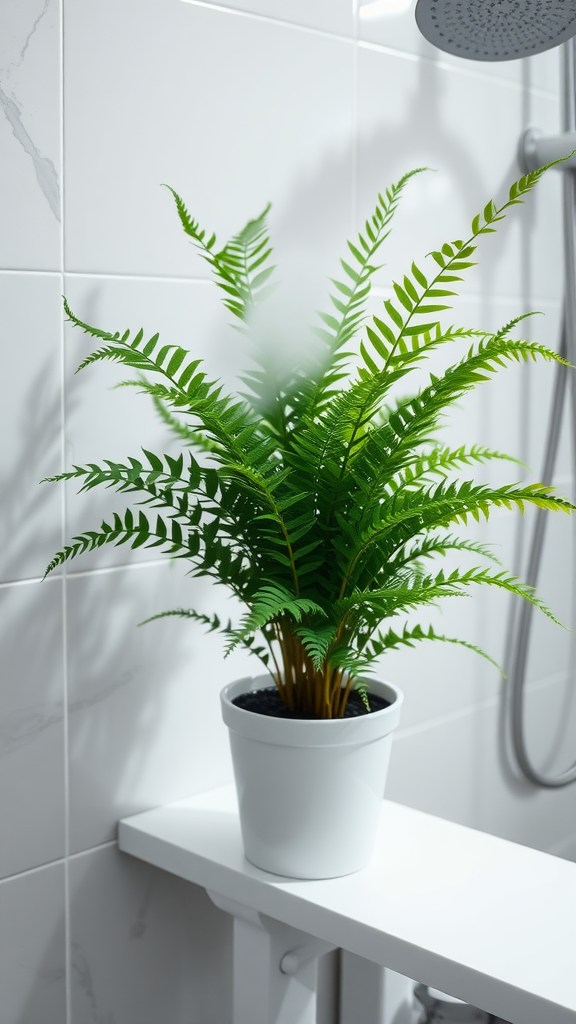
415;0;576;61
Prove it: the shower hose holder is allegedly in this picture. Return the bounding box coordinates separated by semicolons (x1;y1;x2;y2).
521;127;576;172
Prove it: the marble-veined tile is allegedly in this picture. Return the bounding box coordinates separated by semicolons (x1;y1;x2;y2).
69;843;232;1024
0;579;65;879
66;561;256;853
64;0;354;284
0;0;61;270
0;862;65;1024
181;0;353;37
0;272;62;584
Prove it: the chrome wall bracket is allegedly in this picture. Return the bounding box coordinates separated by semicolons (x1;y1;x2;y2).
520;126;576;172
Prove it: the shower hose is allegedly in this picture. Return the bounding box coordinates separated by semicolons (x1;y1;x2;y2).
510;40;576;787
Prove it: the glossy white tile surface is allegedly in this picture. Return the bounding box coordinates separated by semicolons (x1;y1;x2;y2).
66;561;256;853
64;0;354;280
0;272;63;583
0;862;66;1024
0;0;61;269
387;674;576;855
0;580;65;879
355;45;564;304
182;0;354;37
69;843;232;1024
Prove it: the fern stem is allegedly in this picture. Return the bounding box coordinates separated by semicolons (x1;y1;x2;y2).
338;673;354;718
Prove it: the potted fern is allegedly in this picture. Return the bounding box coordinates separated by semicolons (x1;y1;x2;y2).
45;163;572;879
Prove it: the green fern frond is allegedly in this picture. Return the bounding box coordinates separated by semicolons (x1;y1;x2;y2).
337;564;562;626
360;175;555;383
139;607;233;633
389;532;503;569
368;622;502;672
293;624;338;672
301;168;428;418
148;384;218;452
47;163;574;716
226;584;327;655
44;509;200;576
164;185;274;324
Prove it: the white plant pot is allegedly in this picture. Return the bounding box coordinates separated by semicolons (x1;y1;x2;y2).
220;674;403;879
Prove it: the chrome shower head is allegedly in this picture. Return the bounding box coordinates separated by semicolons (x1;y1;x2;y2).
415;0;576;61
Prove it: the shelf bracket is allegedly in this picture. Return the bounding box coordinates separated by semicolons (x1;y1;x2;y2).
206;890;415;1024
207;890;336;1024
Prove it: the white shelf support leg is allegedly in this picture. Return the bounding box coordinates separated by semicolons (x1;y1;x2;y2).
207;890;336;1024
340;952;415;1024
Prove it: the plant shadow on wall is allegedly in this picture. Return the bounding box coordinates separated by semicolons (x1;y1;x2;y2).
0;359;62;584
0;357;65;863
0;361;66;1021
43;161;573;723
63;557;246;855
272;51;530;320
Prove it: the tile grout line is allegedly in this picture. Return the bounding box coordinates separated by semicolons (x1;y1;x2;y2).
179;0;560;101
393;668;571;741
63;555;174;580
0;268;62;276
63;270;213;284
369;285;564;306
59;0;72;1016
0;858;66;887
0;574;61;590
351;0;359;236
68;840;118;862
0;268;211;283
1;267;565;310
0;841;118;888
179;0;354;44
357;38;560;99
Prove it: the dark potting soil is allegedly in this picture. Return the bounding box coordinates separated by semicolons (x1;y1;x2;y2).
232;686;390;720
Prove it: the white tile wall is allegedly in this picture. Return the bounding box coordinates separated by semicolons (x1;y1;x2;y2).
355;43;564;303
2;0;576;1020
0;0;61;270
69;843;232;1024
0;272;63;583
0;580;65;879
387;671;576;853
181;0;354;37
63;0;355;283
66;561;251;853
0;862;66;1023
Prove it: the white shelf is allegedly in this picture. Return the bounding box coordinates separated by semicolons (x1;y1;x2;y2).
119;785;576;1024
